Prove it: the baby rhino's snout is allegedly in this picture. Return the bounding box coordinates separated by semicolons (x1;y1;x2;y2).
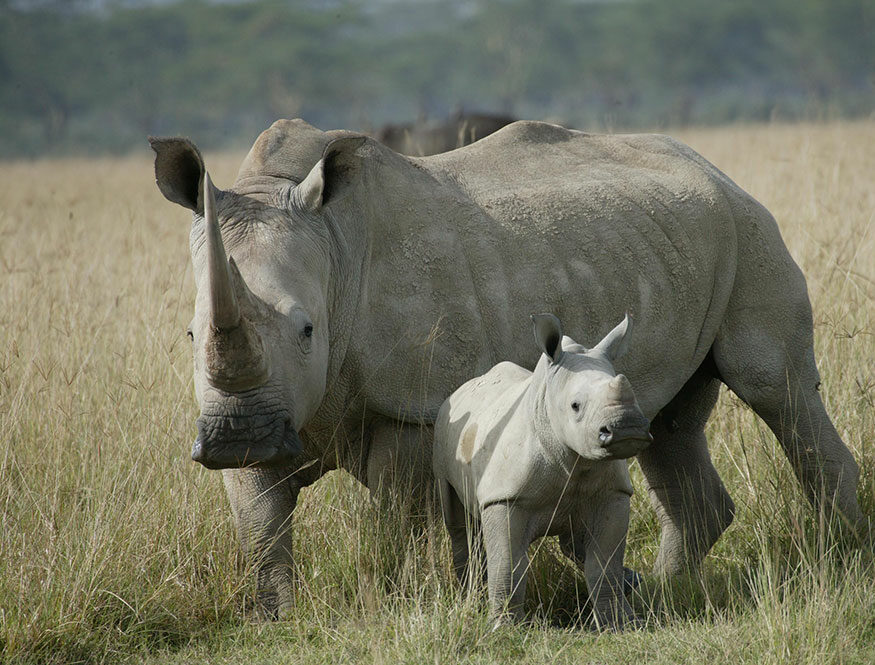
598;374;652;458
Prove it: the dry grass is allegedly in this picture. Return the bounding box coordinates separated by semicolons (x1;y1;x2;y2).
0;121;873;664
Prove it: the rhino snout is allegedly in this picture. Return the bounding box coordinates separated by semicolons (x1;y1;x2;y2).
598;416;652;459
192;412;302;470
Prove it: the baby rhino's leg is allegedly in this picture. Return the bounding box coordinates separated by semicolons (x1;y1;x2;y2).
559;543;640;596
481;501;530;624
565;480;637;630
437;479;485;589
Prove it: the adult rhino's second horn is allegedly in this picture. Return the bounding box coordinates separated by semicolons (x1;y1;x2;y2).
204;172;241;330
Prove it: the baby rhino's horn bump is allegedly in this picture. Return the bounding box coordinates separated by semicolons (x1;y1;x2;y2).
609;374;636;403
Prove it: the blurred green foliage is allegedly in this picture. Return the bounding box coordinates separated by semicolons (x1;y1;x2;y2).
0;0;872;156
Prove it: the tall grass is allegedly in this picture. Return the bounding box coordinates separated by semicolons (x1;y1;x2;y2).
0;122;873;664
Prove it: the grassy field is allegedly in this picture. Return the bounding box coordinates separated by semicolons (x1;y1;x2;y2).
1;122;873;664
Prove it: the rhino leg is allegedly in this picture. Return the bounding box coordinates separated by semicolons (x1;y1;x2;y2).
561;489;638;630
437;479;485;590
364;417;433;510
222;467;301;618
481;501;530;624
580;493;638;630
638;366;735;574
713;299;864;538
559;536;640;596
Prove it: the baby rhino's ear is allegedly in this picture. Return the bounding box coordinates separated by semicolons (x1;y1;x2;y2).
531;313;564;364
592;313;633;362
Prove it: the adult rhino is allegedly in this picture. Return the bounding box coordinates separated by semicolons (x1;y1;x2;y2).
150;119;863;617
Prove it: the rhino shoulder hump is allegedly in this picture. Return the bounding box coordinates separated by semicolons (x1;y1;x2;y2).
497;120;576;145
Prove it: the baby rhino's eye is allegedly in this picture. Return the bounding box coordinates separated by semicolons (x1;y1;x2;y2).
571;401;580;413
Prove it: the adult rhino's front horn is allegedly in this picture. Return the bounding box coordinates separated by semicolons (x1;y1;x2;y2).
204;172;240;330
201;172;268;393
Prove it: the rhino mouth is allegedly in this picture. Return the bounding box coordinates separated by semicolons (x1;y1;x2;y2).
599;426;652;459
597;412;652;459
191;412;302;470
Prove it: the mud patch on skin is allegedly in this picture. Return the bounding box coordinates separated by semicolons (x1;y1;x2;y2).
459;423;478;464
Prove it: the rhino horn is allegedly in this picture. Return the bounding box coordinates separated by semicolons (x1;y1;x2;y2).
608;374;636;405
203;172;241;330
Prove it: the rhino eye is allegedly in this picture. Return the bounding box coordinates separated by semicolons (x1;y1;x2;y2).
571;401;580;413
303;323;313;338
186;328;194;342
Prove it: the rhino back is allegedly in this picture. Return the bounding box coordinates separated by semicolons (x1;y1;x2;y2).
434;361;536;516
352;122;741;420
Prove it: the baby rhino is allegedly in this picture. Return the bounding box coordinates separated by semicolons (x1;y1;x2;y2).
433;313;652;628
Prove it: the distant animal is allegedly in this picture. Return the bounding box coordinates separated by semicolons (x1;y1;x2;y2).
434;313;650;627
375;111;515;155
150;117;864;618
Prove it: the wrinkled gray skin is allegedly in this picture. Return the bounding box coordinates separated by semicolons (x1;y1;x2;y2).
150;118;863;618
375;112;515;156
434;313;651;627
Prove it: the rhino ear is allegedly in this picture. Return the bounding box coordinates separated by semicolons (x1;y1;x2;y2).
531;313;564;364
298;135;367;211
149;136;205;213
593;312;633;362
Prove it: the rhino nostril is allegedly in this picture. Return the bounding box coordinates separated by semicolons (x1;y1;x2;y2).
599;426;612;443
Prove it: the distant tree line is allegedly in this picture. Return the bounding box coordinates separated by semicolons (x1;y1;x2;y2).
0;0;872;157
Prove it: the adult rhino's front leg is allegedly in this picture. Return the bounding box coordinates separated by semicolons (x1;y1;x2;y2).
222;467;301;618
363;416;433;510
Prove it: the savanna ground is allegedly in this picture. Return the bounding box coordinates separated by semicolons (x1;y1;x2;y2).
1;122;873;664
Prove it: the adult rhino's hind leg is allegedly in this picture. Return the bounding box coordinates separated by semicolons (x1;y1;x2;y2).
222;467;302;619
712;295;864;538
638;363;736;575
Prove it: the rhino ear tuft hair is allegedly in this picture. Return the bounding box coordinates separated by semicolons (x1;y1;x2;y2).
593;312;633;362
297;135;368;212
531;313;564;364
150;136;205;213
